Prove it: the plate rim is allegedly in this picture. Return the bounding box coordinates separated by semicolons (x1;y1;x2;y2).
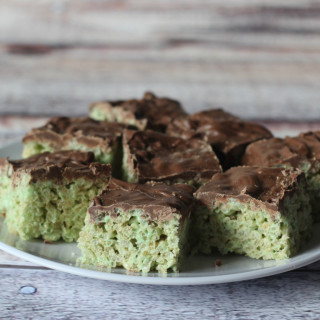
1;140;320;285
1;239;320;285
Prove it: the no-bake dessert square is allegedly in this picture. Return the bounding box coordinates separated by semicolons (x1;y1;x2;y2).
0;151;111;242
193;166;312;260
122;129;222;186
22;117;130;176
242;132;320;221
77;179;194;273
89;92;187;132
166;109;272;169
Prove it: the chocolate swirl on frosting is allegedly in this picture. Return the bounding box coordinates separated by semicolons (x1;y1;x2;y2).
23;117;131;150
88;179;195;223
166;109;272;168
242;132;320;169
0;150;111;184
90;92;187;132
123;129;222;184
195;166;304;215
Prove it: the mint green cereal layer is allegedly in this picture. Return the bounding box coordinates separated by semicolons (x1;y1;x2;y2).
78;210;189;273
193;166;313;260
23;140;117;166
4;178;107;242
77;179;194;273
0;151;110;242
192;193;311;259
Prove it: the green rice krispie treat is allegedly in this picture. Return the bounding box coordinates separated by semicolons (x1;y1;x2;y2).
22;117;130;177
89;92;187;132
78;179;195;273
121;129;221;187
242;133;320;221
193;166;312;260
0;151;111;242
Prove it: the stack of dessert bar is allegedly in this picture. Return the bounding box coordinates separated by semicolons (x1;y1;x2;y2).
0;92;318;273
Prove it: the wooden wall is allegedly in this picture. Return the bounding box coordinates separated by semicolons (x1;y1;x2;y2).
1;0;320;120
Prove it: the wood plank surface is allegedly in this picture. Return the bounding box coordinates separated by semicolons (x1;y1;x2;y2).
0;116;48;147
1;267;320;319
1;1;320;119
0;250;35;267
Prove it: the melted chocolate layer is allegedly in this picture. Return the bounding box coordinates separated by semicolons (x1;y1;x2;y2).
242;132;320;169
194;166;304;216
166;109;272;168
0;151;111;184
88;179;194;223
23;117;130;151
292;131;320;159
123;129;222;184
166;109;240;139
90;92;187;132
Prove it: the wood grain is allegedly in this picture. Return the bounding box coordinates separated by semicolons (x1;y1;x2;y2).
1;1;320;119
0;116;48;147
0;250;34;267
1;267;320;319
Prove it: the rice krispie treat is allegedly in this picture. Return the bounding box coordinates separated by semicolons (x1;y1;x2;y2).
122;129;222;187
166;109;272;169
0;151;111;242
242;133;320;221
193;166;312;259
78;179;194;273
22;117;130;176
89;92;187;132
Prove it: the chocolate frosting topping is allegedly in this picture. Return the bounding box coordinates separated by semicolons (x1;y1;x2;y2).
166;109;240;138
291;131;320;159
123;129;222;184
166;109;272;168
23;117;130;151
194;166;304;215
88;179;195;223
0;150;111;184
90;92;187;132
140;92;187;131
242;138;306;168
242;132;320;169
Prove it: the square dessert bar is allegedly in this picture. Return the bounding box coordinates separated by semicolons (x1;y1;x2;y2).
166;109;272;169
0;151;111;242
193;166;312;260
78;179;195;273
122;129;222;186
89;92;187;132
242;133;320;221
22;117;130;177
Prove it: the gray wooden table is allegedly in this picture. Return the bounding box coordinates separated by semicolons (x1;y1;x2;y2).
1;248;319;320
1;1;320;318
1;0;320;120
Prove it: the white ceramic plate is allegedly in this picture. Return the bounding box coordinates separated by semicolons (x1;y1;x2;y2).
0;141;320;285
